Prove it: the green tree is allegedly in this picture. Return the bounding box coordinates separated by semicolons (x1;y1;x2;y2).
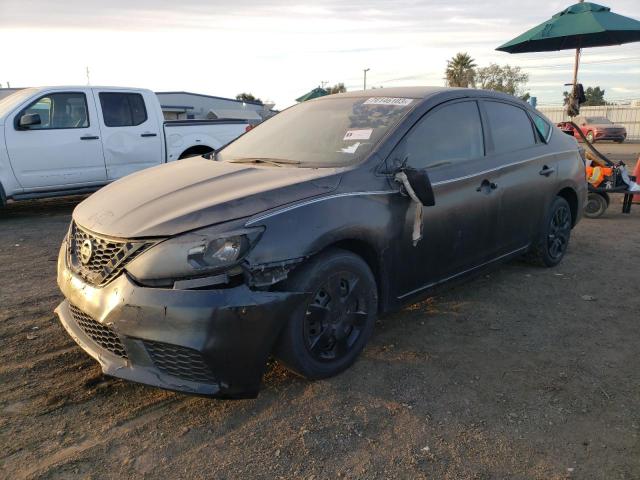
235;92;263;104
476;63;529;98
326;83;346;94
445;52;477;88
563;86;607;106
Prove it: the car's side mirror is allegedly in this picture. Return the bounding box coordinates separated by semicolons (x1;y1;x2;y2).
402;167;435;206
18;113;41;129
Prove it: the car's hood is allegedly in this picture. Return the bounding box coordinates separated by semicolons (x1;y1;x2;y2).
73;158;343;238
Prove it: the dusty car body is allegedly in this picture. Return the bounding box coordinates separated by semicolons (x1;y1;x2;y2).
55;87;587;398
558;116;627;143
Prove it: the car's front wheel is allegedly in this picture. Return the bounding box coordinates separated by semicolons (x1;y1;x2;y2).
527;196;573;267
274;248;377;379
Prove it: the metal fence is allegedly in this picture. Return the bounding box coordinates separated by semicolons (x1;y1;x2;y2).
537;105;640;141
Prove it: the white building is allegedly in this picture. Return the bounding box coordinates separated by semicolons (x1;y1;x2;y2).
156;91;275;124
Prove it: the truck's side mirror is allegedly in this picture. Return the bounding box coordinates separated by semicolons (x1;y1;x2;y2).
18;113;41;129
403;167;435;206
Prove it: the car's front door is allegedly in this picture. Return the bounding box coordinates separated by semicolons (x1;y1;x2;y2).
389;99;502;298
5;91;107;189
94;90;163;180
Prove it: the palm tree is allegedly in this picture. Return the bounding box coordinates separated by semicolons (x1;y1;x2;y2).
445;53;477;88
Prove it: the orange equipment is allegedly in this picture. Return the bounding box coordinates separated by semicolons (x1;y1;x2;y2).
586;165;614;188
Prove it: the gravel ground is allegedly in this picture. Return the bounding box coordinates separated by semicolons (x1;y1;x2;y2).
1;144;639;479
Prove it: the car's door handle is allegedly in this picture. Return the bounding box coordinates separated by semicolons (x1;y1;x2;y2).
80;135;99;140
539;166;555;177
476;179;498;193
140;133;157;137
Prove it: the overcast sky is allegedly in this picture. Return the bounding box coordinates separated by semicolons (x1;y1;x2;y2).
1;0;639;108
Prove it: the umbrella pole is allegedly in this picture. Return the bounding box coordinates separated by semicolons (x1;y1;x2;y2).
572;47;581;87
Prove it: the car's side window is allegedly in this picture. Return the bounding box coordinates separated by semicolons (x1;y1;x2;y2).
99;92;148;127
403;101;484;170
484;101;536;154
18;92;89;130
531;112;551;143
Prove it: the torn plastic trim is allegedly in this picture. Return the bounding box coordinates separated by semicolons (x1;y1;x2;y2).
245;257;306;287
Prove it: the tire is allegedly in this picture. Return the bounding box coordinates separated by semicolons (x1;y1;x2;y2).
526;196;573;267
584;192;608;218
586;131;595;143
616;139;625;144
274;248;378;380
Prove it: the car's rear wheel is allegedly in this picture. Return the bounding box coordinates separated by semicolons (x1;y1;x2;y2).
274;248;377;379
526;196;573;267
584;192;608;218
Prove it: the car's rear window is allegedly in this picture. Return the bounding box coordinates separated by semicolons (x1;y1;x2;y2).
217;96;417;167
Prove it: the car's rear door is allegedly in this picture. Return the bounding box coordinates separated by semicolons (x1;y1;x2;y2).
390;99;502;297
480;100;558;253
93;89;163;180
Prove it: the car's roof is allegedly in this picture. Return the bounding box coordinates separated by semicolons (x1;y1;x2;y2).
326;86;528;104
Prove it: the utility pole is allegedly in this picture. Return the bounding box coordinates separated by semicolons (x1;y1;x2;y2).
86;66;91;86
320;81;328;89
363;68;370;90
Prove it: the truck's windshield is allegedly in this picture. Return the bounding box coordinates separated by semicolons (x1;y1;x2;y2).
217;96;417;167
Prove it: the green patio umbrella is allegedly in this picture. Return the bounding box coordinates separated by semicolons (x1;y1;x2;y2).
497;1;640;88
295;87;328;103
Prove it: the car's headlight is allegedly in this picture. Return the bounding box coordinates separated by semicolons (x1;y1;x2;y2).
125;226;263;283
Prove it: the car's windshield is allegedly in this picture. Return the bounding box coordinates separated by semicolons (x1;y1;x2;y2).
217;96;417;167
586;117;612;124
0;88;37;119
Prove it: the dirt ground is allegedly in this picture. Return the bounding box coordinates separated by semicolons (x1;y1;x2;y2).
1;143;639;480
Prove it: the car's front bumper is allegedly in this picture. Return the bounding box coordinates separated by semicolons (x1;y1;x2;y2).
55;243;307;398
594;131;626;141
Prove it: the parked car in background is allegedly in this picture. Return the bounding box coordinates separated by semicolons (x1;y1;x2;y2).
558;116;627;143
0;86;249;207
55;87;586;398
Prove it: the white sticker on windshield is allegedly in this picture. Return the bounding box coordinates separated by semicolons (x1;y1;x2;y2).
343;129;372;141
340;142;361;154
363;97;414;106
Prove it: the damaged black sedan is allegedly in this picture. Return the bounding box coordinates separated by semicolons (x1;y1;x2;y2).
55;87;586;397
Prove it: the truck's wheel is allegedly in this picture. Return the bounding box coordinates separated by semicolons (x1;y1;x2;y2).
526;196;573;268
178;146;214;159
274;249;377;380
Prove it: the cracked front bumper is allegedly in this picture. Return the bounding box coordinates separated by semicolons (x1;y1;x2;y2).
55;243;306;398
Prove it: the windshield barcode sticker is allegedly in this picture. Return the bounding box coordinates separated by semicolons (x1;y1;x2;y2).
343;129;372;141
363;97;414;106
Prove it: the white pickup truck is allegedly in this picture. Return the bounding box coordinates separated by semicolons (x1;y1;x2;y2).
0;86;249;206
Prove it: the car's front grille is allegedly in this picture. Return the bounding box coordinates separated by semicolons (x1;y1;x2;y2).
67;222;154;286
69;304;128;359
143;340;217;384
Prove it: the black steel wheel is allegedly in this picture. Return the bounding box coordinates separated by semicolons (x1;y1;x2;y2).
526;196;573;268
304;271;369;362
274;248;377;379
584;192;608;218
547;202;572;261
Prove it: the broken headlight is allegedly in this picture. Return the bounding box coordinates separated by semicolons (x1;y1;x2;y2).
125;226;263;283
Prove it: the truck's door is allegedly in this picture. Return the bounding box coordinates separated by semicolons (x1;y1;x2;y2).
93;89;163;180
5;90;107;189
